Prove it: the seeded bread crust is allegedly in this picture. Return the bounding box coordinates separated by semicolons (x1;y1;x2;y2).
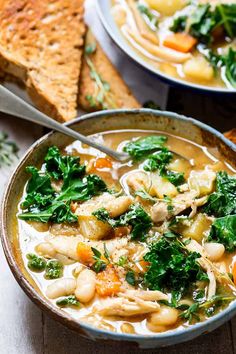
78;30;140;112
0;0;85;121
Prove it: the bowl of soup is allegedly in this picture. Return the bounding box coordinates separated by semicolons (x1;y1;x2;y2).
97;0;236;93
1;109;236;348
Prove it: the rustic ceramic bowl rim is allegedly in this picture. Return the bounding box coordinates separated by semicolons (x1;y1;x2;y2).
1;108;236;344
96;0;236;94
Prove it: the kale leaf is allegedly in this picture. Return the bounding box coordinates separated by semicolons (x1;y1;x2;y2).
214;4;236;39
123;135;167;161
45;259;64;279
143;149;172;171
170;4;236;44
143;236;207;299
19;147;107;223
93;204;153;241
143;149;185;186
204;171;236;217
57;174;107;202
170;15;187;32
45;146;85;188
21;166;55;210
206;47;236;88
208;215;236;252
189;4;215;43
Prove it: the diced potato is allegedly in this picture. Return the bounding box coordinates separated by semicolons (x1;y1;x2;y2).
183;57;214;82
188;169;216;197
150;174;178;198
182;213;212;242
76;194;132;240
145;0;187;16
78;215;112;240
168;158;190;176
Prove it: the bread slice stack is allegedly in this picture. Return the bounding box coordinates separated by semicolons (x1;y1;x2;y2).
0;1;140;121
0;0;85;121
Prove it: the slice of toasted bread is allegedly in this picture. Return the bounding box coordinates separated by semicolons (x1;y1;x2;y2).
0;0;85;121
78;30;140;111
224;129;236;144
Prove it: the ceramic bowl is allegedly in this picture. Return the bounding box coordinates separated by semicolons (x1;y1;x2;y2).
96;0;236;94
1;109;236;349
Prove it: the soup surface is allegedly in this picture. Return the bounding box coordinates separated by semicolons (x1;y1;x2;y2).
111;0;236;89
16;130;236;335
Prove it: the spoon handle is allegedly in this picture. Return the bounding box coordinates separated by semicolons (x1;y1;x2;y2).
0;85;128;161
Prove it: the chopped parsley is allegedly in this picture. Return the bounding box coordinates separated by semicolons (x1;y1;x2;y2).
44;259;64;279
26;253;46;272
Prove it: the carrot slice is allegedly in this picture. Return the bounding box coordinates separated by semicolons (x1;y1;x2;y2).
94;157;112;169
135;260;150;273
163;33;197;53
77;242;94;265
96;265;121;297
232;262;236;285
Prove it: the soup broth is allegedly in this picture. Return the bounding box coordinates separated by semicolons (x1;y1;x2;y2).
16;130;236;335
111;0;236;89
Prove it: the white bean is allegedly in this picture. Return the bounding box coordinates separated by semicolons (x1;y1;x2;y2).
204;242;225;262
148;306;179;327
35;242;56;258
75;269;96;303
46;278;76;299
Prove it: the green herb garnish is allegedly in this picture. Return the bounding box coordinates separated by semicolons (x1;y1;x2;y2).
170;3;236;44
45;259;63;279
26;253;46;272
206;48;236;88
91;247;107;273
0;132;19;168
56;295;80;308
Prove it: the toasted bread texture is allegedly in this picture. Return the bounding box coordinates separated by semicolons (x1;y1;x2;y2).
224;129;236;144
78;30;140;111
0;0;85;121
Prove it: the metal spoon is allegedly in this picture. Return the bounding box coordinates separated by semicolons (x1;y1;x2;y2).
0;85;129;162
0;85;190;163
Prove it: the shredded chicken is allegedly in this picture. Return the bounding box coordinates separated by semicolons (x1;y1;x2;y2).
186;240;235;297
94;297;160;317
119;289;168;301
151;190;198;223
44;235;129;261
